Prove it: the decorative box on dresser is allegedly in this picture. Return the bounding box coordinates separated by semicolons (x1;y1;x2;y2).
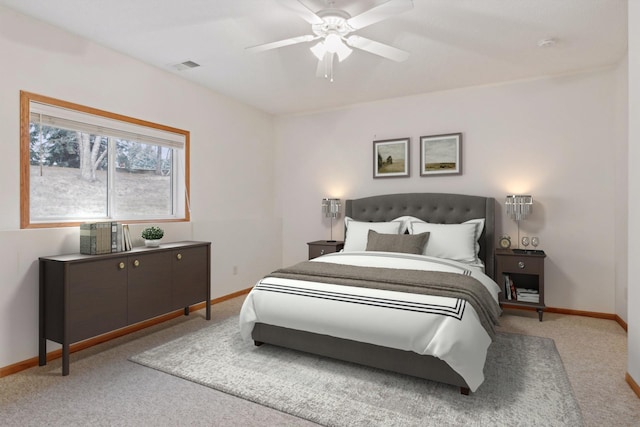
495;248;546;321
39;241;211;375
307;240;345;260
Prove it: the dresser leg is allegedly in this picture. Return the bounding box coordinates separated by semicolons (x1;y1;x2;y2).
537;309;544;322
62;343;69;376
39;260;46;366
39;338;46;366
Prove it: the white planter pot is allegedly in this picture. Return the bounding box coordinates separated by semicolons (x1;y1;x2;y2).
144;239;160;247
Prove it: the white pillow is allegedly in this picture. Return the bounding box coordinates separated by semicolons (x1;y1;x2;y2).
343;217;402;252
464;218;485;258
405;217;484;261
408;221;478;263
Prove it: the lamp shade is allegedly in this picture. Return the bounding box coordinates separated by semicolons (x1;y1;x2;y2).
322;198;341;219
505;195;533;221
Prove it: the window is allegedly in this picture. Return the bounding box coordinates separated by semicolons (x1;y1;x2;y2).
20;91;190;228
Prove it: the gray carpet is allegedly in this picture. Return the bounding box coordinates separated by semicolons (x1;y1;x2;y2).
130;316;584;426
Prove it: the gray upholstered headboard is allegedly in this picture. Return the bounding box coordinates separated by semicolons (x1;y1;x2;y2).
344;193;496;278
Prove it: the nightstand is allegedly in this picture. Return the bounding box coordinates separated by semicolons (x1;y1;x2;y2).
495;249;546;321
307;240;344;260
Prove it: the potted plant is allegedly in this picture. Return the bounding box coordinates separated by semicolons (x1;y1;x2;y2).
141;226;164;247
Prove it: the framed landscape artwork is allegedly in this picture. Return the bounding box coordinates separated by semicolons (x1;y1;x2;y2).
373;138;410;178
420;133;462;176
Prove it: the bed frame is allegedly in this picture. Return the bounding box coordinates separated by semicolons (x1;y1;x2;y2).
252;193;496;394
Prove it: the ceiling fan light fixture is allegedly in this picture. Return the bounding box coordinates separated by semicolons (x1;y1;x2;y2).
334;41;352;62
310;41;327;60
311;39;351;63
324;33;342;52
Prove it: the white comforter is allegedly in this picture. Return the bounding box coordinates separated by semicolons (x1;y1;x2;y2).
239;251;501;392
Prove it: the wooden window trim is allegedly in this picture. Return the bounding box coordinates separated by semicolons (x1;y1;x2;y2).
20;91;190;229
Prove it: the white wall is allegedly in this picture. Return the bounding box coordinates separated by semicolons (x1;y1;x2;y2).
614;55;629;323
275;67;625;314
627;0;640;388
0;6;281;368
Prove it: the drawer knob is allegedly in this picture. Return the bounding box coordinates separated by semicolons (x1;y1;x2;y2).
176;253;182;260
133;259;140;267
518;261;525;269
118;262;125;270
320;249;325;255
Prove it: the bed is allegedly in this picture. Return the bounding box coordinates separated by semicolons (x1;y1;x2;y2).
239;193;501;394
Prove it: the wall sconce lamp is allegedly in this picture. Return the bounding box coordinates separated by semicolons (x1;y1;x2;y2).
321;198;341;242
505;195;532;248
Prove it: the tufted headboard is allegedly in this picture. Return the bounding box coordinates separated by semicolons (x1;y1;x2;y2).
344;193;496;278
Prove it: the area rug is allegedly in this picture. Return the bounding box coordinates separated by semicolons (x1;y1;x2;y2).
130;317;584;426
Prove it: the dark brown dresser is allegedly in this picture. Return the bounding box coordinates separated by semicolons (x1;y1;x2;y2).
39;240;211;375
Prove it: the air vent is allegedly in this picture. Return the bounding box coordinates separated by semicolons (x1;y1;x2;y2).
172;60;201;71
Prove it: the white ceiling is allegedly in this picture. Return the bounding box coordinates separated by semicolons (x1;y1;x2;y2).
0;0;628;115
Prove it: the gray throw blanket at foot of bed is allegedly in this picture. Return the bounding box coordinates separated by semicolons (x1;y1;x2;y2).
269;261;501;338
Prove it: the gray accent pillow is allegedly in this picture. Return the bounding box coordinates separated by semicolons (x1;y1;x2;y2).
365;230;430;254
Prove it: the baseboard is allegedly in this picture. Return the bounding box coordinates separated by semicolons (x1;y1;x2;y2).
615;315;628;332
501;304;628;331
0;286;253;378
626;373;640;399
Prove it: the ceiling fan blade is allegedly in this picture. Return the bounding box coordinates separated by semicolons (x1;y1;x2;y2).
278;0;324;25
246;35;317;53
346;35;410;62
347;0;413;30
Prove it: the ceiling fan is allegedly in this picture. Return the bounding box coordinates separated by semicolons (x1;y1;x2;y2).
246;0;413;82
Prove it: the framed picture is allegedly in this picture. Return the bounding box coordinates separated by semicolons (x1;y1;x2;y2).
373;138;410;178
420;133;462;176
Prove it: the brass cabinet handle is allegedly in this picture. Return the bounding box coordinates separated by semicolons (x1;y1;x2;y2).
176;253;182;260
133;259;140;267
518;261;525;269
118;262;125;270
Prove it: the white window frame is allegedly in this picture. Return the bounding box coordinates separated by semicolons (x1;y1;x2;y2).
20;91;190;228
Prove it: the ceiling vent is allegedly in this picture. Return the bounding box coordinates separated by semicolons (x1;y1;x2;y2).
172;60;200;71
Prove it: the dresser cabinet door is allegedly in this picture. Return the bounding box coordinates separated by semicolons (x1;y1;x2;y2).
67;258;128;342
127;251;172;324
171;246;208;309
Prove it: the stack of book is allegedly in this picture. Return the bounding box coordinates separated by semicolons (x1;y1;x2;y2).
502;274;539;303
515;288;540;303
80;222;133;254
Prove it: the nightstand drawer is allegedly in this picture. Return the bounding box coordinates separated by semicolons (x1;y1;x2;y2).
499;256;543;275
307;240;344;260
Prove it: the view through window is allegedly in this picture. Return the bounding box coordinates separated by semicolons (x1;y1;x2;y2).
21;92;190;228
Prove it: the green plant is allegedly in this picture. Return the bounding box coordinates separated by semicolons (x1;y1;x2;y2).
141;226;164;240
